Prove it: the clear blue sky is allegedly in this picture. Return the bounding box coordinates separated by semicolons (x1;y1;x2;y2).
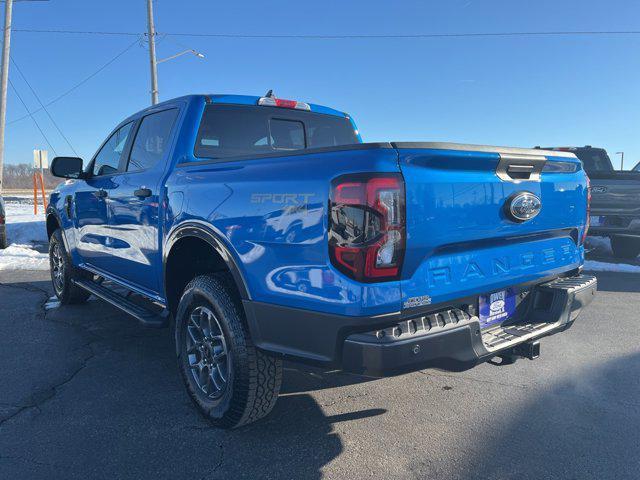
4;0;640;168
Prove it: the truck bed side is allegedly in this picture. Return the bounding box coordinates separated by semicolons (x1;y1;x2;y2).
165;144;403;317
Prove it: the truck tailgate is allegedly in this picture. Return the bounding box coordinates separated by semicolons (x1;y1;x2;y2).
589;174;640;215
394;142;587;309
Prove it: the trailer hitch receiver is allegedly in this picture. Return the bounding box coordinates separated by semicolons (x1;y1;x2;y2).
512;340;540;360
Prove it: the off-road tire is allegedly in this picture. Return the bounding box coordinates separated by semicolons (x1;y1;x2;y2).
175;273;283;429
610;235;640;260
49;229;91;304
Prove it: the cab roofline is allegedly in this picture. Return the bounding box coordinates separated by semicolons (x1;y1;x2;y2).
205;94;348;118
113;93;349;132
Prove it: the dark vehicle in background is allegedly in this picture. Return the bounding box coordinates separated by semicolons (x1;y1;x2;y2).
0;195;6;249
539;146;640;259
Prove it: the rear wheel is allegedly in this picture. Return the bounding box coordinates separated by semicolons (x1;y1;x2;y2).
49;229;91;304
610;235;640;260
175;273;282;429
0;229;6;249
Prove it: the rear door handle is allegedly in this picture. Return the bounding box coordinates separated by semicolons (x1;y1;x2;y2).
134;187;152;198
94;189;108;199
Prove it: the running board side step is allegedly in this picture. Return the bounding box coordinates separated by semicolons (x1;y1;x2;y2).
73;279;169;328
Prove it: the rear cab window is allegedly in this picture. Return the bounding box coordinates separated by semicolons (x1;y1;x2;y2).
574;148;614;175
193;104;358;160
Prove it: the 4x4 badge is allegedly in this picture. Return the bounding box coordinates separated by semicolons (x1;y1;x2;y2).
404;295;432;309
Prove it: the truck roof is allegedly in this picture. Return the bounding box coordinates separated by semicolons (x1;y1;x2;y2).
143;94;349;119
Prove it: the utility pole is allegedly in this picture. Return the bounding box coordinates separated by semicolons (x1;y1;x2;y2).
616;151;624;171
0;0;13;193
146;0;159;105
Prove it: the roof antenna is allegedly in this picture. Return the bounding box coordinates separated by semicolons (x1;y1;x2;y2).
265;89;274;98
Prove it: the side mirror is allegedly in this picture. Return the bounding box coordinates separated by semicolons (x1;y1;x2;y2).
50;157;84;179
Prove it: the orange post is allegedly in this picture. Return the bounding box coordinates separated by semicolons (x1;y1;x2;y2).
39;171;47;210
33;171;38;215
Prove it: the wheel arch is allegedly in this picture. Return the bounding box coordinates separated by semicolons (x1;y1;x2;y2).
45;209;74;255
46;210;62;239
163;221;251;315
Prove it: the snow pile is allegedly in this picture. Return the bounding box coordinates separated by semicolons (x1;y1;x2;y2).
583;236;640;273
583;260;640;274
44;296;61;310
0;196;50;271
4;198;48;245
0;244;49;271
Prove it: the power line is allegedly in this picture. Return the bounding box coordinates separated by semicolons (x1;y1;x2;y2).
8;77;57;155
12;28;640;39
7;36;141;125
14;28;139;36
163;30;640;39
10;55;78;155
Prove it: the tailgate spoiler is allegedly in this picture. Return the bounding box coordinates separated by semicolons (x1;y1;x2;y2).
391;142;578;183
391;142;577;158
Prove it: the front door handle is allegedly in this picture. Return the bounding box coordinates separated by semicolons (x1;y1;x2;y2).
134;187;152;198
65;195;73;217
94;189;108;199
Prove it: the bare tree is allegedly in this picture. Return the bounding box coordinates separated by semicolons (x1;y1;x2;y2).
2;163;61;190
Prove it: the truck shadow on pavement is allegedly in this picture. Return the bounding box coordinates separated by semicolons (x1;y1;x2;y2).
426;351;640;480
0;278;384;479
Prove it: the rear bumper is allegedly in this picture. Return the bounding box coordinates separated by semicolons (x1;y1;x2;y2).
590;230;640;238
342;274;596;376
589;213;640;237
243;274;597;376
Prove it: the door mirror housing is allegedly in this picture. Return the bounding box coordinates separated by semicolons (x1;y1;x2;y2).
50;157;84;179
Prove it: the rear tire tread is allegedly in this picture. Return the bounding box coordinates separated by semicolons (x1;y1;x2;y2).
176;273;282;429
610;235;640;260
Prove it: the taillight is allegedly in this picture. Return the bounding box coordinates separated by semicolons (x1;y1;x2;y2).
0;213;4;225
581;175;591;244
329;173;405;282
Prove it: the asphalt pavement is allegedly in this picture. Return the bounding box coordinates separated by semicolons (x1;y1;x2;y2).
0;266;639;479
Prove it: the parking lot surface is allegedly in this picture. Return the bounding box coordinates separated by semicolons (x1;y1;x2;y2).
1;268;639;479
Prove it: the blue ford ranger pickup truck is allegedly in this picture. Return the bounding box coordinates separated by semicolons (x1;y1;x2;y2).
47;93;596;428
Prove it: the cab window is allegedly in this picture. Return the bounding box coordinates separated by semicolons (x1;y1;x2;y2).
127;109;179;172
92;122;134;176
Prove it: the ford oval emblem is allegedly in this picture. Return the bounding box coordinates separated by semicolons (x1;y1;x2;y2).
507;192;542;222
